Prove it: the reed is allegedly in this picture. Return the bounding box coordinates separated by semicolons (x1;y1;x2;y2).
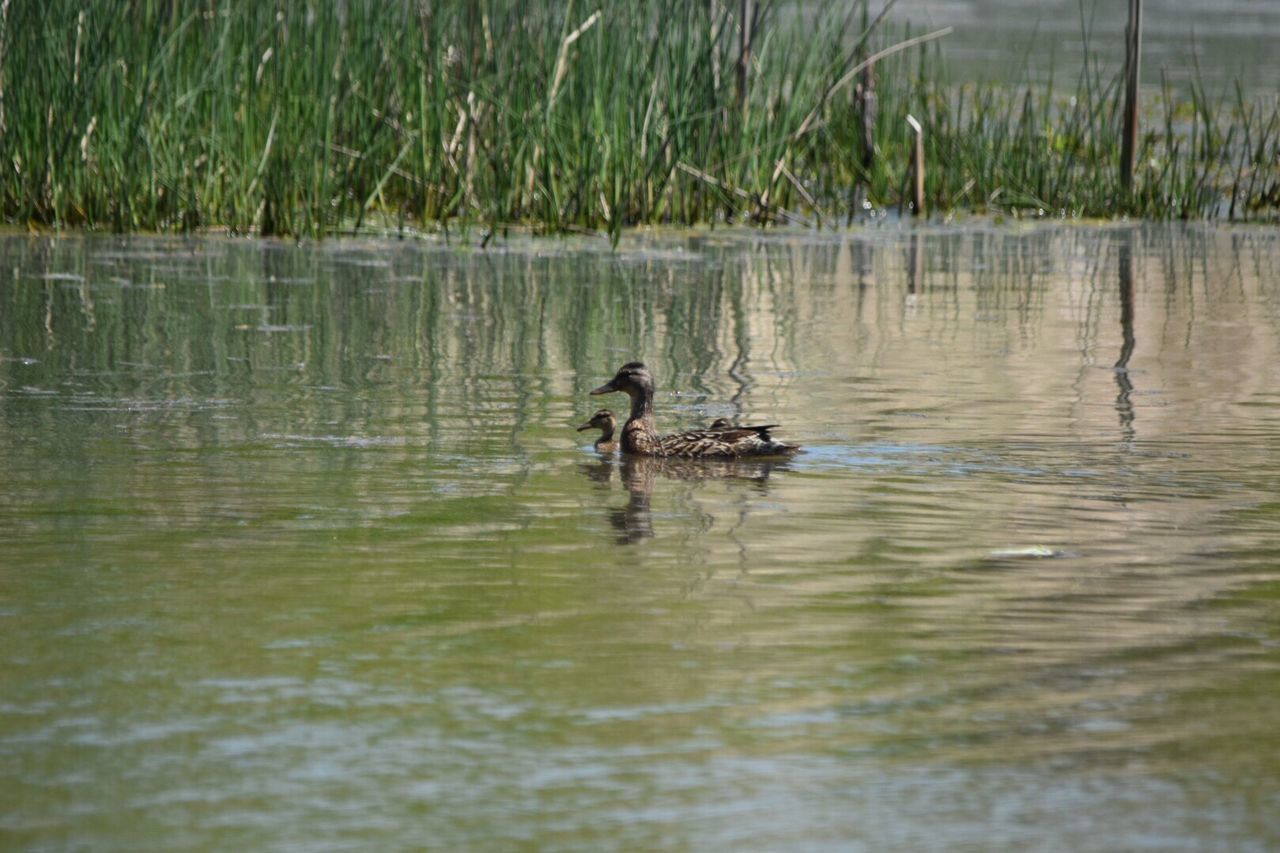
2;0;1276;237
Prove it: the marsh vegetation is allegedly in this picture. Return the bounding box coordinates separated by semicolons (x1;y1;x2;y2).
3;0;1277;237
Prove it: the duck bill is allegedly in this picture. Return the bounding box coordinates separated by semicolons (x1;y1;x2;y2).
576;421;594;432
589;381;616;396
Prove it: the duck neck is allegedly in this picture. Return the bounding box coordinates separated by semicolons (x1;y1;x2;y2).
597;423;615;445
626;387;655;429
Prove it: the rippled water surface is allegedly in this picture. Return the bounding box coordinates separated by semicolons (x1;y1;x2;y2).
2;225;1279;850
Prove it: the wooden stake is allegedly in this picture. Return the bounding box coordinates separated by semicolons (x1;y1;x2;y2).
1120;0;1142;193
737;0;753;118
906;114;925;217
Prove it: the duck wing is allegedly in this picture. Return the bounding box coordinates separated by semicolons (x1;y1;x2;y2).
657;425;798;458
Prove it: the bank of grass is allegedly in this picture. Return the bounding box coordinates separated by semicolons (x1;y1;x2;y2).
2;0;1277;238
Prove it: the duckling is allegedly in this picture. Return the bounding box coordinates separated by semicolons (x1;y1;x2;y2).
589;362;798;458
577;408;619;453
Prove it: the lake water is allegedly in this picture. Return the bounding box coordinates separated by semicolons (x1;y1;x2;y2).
900;0;1280;92
2;224;1279;850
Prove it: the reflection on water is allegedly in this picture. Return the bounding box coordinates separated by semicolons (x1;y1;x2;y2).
1114;231;1137;444
1;225;1279;849
583;453;790;545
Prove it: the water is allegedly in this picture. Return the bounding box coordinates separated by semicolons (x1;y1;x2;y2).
900;0;1280;93
2;225;1278;850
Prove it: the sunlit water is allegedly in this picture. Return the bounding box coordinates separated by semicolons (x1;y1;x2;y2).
2;225;1278;850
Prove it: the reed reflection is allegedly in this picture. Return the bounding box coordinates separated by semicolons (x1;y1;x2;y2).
1115;230;1137;445
906;231;924;297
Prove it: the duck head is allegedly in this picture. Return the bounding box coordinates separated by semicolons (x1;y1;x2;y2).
577;409;616;435
590;362;655;400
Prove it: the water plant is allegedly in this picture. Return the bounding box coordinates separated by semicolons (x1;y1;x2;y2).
2;0;1276;237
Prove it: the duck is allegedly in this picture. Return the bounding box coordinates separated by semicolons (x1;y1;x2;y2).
589;362;799;458
577;408;619;453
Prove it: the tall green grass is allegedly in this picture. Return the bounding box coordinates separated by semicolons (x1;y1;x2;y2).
2;0;1277;237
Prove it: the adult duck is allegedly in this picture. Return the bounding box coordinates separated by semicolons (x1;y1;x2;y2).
577;409;619;453
589;362;798;458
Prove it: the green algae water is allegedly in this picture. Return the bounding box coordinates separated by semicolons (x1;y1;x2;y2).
2;226;1279;849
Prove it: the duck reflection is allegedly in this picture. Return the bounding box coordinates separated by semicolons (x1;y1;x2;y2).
579;450;789;545
612;456;654;543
